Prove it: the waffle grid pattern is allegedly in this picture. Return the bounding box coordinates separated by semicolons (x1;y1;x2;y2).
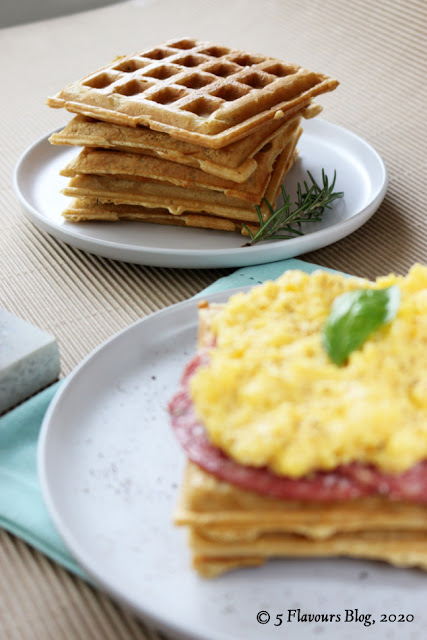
48;38;337;144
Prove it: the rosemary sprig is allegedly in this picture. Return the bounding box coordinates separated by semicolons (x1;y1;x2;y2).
242;169;344;246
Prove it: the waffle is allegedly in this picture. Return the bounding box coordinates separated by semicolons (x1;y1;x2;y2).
183;462;427;578
47;38;338;148
177;462;427;536
62;200;254;232
61;135;300;222
63;175;258;221
60;119;302;204
49;104;321;182
192;529;427;578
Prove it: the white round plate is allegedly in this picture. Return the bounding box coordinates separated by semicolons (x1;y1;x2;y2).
38;287;426;640
15;119;387;268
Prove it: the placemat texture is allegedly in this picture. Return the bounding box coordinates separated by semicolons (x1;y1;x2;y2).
0;0;426;638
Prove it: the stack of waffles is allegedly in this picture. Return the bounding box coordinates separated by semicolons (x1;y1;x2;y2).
176;461;427;577
47;38;338;235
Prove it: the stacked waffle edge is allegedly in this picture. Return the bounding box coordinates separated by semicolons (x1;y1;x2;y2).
47;38;338;234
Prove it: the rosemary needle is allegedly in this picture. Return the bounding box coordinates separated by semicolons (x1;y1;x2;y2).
242;169;344;246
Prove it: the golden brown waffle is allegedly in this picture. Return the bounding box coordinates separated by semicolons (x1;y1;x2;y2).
63;175;259;221
60;119;301;204
47;38;338;148
49;104;321;182
51;116;257;183
61;135;300;222
62;199;254;232
176;463;427;537
191;529;427;578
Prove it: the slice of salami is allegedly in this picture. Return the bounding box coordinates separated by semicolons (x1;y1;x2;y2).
341;462;427;502
169;353;427;503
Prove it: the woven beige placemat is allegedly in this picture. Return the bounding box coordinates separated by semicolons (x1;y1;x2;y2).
0;0;426;638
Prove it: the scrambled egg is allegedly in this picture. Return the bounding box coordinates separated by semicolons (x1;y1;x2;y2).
190;264;427;478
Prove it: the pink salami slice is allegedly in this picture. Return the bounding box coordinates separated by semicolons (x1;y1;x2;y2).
169;353;427;503
340;462;427;502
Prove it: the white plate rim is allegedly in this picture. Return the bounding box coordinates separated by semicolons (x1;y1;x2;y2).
14;119;388;268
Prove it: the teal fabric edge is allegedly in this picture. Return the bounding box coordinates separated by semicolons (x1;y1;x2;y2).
0;381;88;580
0;258;345;582
197;258;343;297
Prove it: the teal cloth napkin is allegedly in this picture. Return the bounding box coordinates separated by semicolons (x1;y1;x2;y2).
0;381;86;578
0;258;339;580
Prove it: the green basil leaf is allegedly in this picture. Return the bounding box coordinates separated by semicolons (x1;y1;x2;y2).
322;285;401;365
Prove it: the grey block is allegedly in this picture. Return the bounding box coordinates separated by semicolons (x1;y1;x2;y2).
0;309;60;414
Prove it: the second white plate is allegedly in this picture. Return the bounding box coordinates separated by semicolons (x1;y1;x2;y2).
14;119;387;268
38;287;426;640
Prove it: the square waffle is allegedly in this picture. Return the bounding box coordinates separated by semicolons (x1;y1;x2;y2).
47;38;338;148
49;103;321;182
61;130;300;223
60;118;302;204
178;463;427;578
61;200;252;233
191;528;427;578
62;175;261;221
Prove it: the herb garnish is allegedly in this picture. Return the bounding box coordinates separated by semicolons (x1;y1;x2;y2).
242;169;343;246
323;286;401;366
